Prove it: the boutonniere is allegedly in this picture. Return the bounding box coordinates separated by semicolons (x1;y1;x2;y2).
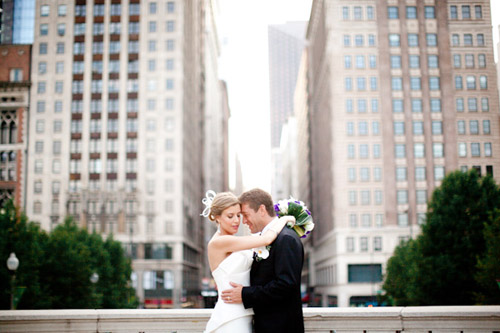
253;245;271;262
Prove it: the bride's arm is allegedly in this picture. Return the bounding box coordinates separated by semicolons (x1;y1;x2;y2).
210;216;295;253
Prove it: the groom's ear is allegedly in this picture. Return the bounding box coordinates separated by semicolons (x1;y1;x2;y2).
258;204;267;216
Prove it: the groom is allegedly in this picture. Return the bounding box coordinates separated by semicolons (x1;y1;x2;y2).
221;188;305;333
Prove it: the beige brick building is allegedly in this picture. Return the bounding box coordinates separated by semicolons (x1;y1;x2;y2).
305;0;500;307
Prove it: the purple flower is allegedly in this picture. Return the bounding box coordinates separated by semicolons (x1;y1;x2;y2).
295;200;300;204
306;210;311;215
301;235;307;238
274;204;280;212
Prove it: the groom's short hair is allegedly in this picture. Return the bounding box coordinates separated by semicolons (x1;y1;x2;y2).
239;188;276;217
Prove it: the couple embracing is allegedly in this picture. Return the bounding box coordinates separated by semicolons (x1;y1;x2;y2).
202;188;305;333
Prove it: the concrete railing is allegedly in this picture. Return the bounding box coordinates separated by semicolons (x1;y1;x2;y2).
0;306;499;332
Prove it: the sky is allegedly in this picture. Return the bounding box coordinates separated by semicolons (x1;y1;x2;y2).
218;0;500;192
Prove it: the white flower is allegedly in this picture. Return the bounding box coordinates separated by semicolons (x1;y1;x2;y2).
304;221;315;232
277;199;289;214
253;246;270;261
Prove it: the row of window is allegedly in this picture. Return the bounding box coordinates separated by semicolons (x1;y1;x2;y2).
453;53;487;69
346;236;383;253
393;121;443;136
395;166;445;182
345;99;378;113
390;54;439;69
348;167;382;183
69;157;176;173
396;189;428;205
394;143;445;159
457;120;491;135
343;34;376;47
388;97;489;114
40;3;151;17
450;5;483;20
348;189;383;206
458;142;493;157
72;20;176;36
344;55;377;69
451;33;485;47
67;137;176;155
346;121;380;136
454;75;488;90
389;33;439;47
68;179;138;193
345;77;378;91
387;6;436;19
391;76;441;91
347;144;381;159
348;213;385;228
456;97;489;112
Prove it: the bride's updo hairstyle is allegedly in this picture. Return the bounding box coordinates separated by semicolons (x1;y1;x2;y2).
208;192;240;222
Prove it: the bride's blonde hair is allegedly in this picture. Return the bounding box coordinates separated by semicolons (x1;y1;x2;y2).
208;192;240;222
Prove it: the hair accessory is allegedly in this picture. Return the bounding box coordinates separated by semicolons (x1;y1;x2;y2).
200;190;216;217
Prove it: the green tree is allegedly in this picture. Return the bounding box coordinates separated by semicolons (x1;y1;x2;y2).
382;238;421;305
0;201;49;309
417;171;500;305
475;210;500;304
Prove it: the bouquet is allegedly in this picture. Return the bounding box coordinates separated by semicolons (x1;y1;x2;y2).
274;197;314;238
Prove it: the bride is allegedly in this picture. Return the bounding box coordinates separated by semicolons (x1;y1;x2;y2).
202;191;294;333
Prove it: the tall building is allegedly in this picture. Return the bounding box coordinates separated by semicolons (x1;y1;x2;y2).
268;22;306;199
305;0;500;307
28;0;225;308
0;44;30;208
0;0;35;44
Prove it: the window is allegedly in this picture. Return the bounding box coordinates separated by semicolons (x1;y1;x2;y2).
475;5;482;19
55;81;63;94
415;166;426;181
388;6;399;19
344;35;351;47
428;55;438;68
371;99;379;113
56;42;65;54
479;75;488;89
361;214;371;227
166;39;175;51
39;43;47;55
481;98;489;111
428;97;443;115
483;120;490;134
129;41;139;53
413;121;424;135
455;75;463;89
110;4;121;15
458;143;467;157
370;77;378;91
348;168;356;182
166;59;174;70
406;6;417;19
130;3;140;15
465;54;475;68
484;143;492;157
453;54;461;68
349;191;357;205
344;56;351;69
355;55;364;69
348;145;355;159
408;34;419;47
372;121;380;135
477;34;484;46
414;143;425;158
469;120;479;134
109;22;121;34
348;264;382;283
397;190;408;204
395;144;406;158
358;121;368;135
361;190;370;205
355;35;364;46
392;99;403;113
450;5;458;19
435;166;445;181
354;6;362;20
368;34;376;46
345;77;352;91
390;55;401;68
409;55;420;68
347;237;354;252
452;34;460;46
342;6;349;20
389;34;400;47
412;99;422;113
426;34;437;46
416;190;427;204
57;23;66;36
349;214;357;228
478;54;486;68
40;24;49;36
37;82;46;94
471;143;480;157
129;22;139;34
37;101;46;113
429;77;440;90
464;34;473;46
424;6;435;19
433;143;444;158
432;121;442;135
359;144;369;158
396;167;407;181
358;99;367;113
41;5;50;16
394;122;405;135
456;98;465;112
462;5;470;19
410;77;421;90
457;120;466;134
392;77;402;90
373;144;381;158
166;20;175;32
367;6;374;20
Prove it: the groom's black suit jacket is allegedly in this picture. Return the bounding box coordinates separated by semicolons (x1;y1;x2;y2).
241;227;304;333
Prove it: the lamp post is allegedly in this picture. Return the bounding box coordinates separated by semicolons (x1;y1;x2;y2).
6;253;19;310
90;272;99;284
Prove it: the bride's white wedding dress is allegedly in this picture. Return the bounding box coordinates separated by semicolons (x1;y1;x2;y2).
205;250;254;333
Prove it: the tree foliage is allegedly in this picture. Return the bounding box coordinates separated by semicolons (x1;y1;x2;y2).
0;201;137;309
383;170;500;305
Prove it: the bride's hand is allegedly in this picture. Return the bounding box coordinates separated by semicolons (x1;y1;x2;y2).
263;215;295;244
279;215;296;227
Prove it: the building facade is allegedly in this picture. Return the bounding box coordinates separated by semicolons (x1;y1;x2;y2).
0;44;30;208
0;0;35;44
306;0;500;307
28;0;225;308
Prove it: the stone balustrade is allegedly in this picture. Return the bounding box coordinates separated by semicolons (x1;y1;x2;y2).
0;306;499;332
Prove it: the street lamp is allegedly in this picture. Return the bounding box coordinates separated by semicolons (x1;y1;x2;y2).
90;272;99;284
6;253;19;310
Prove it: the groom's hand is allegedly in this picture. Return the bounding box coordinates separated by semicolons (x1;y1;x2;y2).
220;282;243;304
